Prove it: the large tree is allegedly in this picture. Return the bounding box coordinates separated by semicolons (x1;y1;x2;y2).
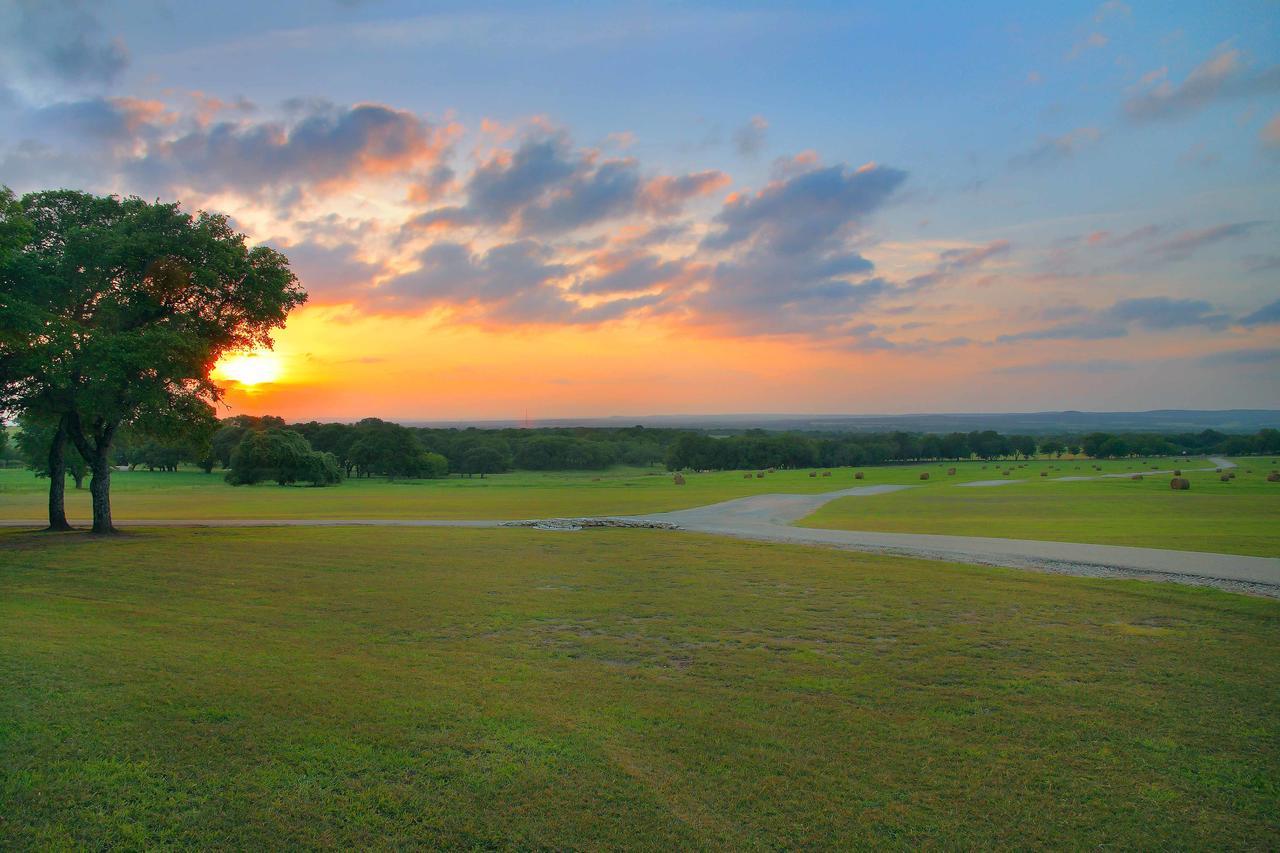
0;190;305;533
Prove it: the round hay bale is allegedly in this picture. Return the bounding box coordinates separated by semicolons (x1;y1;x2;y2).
808;471;817;477
1228;471;1236;479
673;473;686;485
1170;477;1190;490
822;470;832;477
1040;471;1047;476
756;472;765;479
947;467;956;475
1173;469;1181;476
1266;472;1279;482
854;472;864;480
1215;468;1222;473
1130;474;1143;481
919;472;930;480
1220;474;1231;482
744;473;753;479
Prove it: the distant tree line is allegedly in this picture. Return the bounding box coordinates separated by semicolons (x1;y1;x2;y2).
661;427;1280;471
12;408;1280;488
86;419;1279;482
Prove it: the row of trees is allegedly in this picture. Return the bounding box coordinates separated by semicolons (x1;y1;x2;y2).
0;188;306;532
662;427;1280;472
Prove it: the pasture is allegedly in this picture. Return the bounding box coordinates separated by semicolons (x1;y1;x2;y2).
0;455;1223;523
799;460;1280;557
2;526;1278;848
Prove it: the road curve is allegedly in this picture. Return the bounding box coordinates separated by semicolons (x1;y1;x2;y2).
3;457;1274;595
622;456;1280;595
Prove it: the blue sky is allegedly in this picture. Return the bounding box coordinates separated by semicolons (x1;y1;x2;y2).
0;1;1277;418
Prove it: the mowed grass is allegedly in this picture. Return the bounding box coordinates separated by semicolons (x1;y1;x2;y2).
0;456;1208;522
2;527;1278;848
799;458;1280;557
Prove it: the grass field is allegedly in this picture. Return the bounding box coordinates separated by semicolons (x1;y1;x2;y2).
0;456;1223;522
2;526;1278;848
798;458;1280;557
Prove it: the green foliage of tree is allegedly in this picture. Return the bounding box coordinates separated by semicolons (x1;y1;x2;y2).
459;444;512;478
225;429;340;487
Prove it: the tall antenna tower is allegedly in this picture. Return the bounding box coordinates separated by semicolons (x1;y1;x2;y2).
522;408;532;429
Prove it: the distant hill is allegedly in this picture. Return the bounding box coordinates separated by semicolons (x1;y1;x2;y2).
407;410;1280;435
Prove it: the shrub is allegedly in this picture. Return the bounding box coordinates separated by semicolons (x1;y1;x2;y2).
226;429;341;487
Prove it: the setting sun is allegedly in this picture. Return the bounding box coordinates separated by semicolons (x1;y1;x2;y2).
214;351;284;389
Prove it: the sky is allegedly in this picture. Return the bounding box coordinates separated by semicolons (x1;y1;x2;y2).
1;0;1277;421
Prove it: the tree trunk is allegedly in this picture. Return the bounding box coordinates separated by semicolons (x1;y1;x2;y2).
45;418;72;532
65;412;119;535
88;444;115;535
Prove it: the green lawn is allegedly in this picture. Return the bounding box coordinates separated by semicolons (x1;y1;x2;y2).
798;458;1280;557
2;527;1278;848
0;456;1210;522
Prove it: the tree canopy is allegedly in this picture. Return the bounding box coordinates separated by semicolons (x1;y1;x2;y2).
0;189;306;531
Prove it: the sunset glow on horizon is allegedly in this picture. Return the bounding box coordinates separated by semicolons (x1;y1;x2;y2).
3;1;1277;421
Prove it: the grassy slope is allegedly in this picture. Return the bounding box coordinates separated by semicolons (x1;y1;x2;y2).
798;459;1280;557
0;456;1208;521
2;527;1278;848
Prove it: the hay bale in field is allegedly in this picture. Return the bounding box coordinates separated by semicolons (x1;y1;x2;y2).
855;471;864;480
767;467;776;473
1170;477;1190;490
1229;471;1236;479
744;473;753;479
1131;474;1143;481
1266;472;1279;482
822;470;832;477
808;471;817;477
1220;474;1231;482
1040;471;1047;477
947;467;956;475
673;473;686;485
919;472;930;480
1173;469;1181;476
756;471;765;479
